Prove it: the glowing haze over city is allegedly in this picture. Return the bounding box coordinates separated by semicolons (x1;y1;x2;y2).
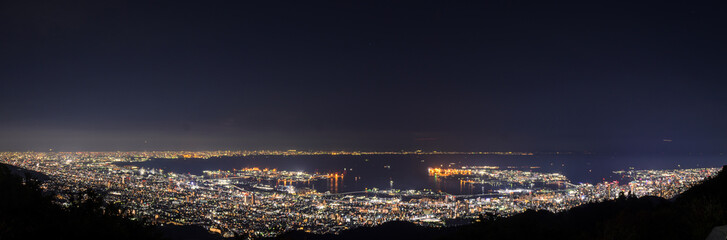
0;1;726;239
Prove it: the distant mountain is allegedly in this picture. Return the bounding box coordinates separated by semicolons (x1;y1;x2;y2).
276;165;727;240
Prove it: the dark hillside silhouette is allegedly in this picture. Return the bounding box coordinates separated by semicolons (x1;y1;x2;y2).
0;163;163;240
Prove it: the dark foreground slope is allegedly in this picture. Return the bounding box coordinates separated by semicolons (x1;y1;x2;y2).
274;221;449;240
0;164;163;240
277;166;727;240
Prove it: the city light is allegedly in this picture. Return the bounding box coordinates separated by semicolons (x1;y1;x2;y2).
0;151;718;238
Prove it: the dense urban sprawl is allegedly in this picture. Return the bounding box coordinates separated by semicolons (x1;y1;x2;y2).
0;152;717;239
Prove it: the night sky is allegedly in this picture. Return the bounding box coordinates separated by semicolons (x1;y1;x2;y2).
1;1;726;153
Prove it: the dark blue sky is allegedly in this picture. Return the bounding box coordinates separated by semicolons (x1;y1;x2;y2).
1;1;726;152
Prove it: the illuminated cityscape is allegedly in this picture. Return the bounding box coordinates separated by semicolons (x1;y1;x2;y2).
0;151;718;238
2;1;727;239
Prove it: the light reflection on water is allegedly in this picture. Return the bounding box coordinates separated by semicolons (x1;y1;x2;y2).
119;154;726;195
